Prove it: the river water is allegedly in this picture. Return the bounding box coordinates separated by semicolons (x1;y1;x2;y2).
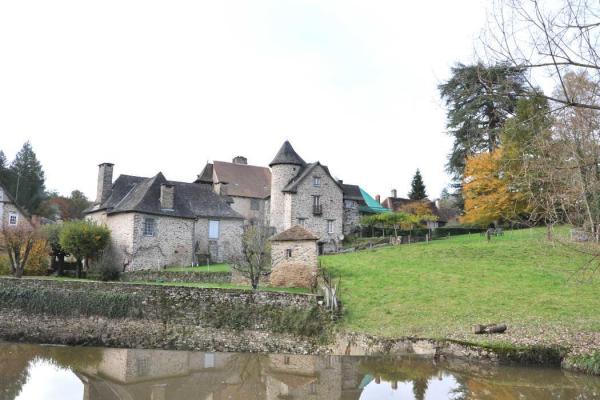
1;342;599;399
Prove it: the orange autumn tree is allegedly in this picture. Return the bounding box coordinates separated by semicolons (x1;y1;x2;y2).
462;149;526;226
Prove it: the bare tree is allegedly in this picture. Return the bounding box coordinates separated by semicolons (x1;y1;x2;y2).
1;226;38;278
231;223;271;290
484;0;600;111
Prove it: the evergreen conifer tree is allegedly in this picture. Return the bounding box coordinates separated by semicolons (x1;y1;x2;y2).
9;142;46;213
408;169;427;200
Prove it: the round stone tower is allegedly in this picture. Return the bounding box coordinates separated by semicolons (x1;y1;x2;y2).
269;141;306;232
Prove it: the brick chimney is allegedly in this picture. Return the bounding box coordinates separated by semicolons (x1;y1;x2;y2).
391;189;397;198
375;194;381;204
160;183;175;210
232;156;247;165
96;163;114;204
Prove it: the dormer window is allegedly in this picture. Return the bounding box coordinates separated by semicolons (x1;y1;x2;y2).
313;176;321;187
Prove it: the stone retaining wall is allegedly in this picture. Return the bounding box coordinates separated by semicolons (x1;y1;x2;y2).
120;270;232;284
0;278;331;352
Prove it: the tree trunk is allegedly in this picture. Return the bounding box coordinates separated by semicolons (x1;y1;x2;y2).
57;254;65;276
472;323;507;334
76;258;82;279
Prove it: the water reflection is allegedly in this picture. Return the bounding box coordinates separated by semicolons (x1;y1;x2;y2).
0;343;599;399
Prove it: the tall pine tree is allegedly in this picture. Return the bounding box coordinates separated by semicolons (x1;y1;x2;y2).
408;169;427;200
8;142;46;213
0;150;9;191
438;63;526;181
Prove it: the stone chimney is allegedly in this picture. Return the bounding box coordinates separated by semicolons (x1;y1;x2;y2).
160;183;175;210
391;189;397;198
375;194;381;204
96;163;114;204
232;156;247;165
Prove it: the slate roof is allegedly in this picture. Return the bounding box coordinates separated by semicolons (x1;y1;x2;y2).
86;173;243;220
282;162;343;193
341;183;363;201
269;141;306;167
196;163;214;184
269;225;319;241
214;161;271;199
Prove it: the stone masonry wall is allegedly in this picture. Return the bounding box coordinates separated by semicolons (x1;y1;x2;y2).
289;164;344;253
228;196;268;225
120;270;232;284
0;277;330;354
343;201;360;236
0;202;31;230
130;213;194;270
194;218;243;264
270;240;318;288
270;164;301;232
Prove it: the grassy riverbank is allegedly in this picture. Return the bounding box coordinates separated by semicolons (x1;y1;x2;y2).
321;227;600;354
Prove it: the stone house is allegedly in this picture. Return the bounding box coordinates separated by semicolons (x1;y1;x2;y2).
0;182;31;230
85;163;244;271
269;225;319;289
381;190;444;228
195;156;271;225
269;141;345;253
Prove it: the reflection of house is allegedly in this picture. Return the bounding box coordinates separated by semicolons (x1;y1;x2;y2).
77;348;365;400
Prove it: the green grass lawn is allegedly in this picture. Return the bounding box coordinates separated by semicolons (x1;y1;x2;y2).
164;264;231;273
321;227;600;339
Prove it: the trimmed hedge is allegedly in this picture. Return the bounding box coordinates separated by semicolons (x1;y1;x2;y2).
0;286;142;319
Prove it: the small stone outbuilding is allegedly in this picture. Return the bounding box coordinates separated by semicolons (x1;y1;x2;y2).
269;225;319;289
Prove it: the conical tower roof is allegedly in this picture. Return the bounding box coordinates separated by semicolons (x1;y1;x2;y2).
269;141;306;167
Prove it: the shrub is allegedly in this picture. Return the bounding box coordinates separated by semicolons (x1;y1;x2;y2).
24;239;50;276
88;245;121;281
0;255;9;275
59;220;110;278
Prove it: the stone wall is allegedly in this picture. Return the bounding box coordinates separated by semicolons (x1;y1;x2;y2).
194;218;243;264
120;270;232;284
289;164;344;253
131;213;195;270
270;164;301;232
228;196;268;225
343;201;360;236
270;240;318;288
0;202;31;229
0;278;330;352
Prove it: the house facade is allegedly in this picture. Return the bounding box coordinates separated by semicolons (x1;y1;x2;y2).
269;141;345;253
0;183;31;230
86;163;244;271
195;156;271;225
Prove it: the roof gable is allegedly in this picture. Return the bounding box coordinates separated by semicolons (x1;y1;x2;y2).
282;162;343;193
211;161;271;199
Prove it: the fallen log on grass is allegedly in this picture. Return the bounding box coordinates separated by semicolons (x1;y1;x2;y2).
472;323;507;334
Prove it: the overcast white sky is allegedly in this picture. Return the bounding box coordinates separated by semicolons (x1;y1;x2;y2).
0;1;487;201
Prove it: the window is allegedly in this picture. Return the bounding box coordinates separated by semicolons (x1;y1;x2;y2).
284;355;290;365
286;249;292;258
344;200;355;209
313;176;321;187
143;218;155;236
327;220;334;234
208;220;220;239
312;196;320;206
309;382;317;394
297;218;306;227
204;353;215;368
8;212;18;226
250;198;260;211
